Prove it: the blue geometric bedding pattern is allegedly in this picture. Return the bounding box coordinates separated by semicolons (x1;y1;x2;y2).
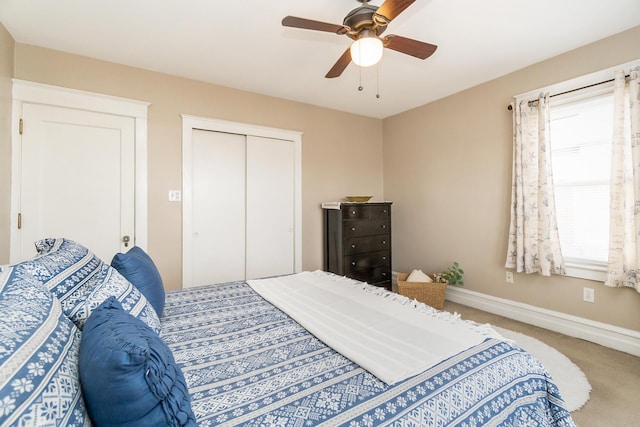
160;281;577;427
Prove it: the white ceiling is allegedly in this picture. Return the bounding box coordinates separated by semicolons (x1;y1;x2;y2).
1;0;639;119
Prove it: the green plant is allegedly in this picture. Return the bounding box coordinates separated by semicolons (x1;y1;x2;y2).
434;261;464;286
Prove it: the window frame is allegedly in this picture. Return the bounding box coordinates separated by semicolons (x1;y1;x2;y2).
549;85;614;282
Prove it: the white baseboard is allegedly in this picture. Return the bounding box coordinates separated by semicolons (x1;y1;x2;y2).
445;286;640;357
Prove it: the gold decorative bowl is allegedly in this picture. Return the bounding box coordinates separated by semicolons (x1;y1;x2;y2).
346;196;372;202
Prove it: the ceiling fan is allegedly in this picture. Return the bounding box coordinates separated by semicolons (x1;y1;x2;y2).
282;0;437;78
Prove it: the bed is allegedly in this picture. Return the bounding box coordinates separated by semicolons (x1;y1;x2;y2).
0;238;577;426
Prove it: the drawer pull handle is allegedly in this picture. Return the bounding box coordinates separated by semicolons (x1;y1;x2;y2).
382;240;386;245
382;256;387;260
351;244;356;249
351;210;357;215
381;225;386;229
382;272;388;277
351;227;356;231
351;261;356;266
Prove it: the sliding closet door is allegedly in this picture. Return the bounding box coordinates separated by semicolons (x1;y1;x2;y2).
246;136;295;279
190;129;246;285
183;115;302;289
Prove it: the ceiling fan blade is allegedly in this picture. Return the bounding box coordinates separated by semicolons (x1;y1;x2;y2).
375;0;416;22
325;48;352;78
383;35;437;59
282;16;345;34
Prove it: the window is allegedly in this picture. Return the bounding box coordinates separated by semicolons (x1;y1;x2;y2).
549;89;614;280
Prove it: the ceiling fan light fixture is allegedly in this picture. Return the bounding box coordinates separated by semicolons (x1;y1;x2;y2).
350;34;383;67
282;0;437;78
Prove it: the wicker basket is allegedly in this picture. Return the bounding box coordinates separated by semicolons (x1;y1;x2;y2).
396;272;447;310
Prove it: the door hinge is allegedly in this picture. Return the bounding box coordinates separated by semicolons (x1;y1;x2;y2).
17;213;22;229
19;118;23;135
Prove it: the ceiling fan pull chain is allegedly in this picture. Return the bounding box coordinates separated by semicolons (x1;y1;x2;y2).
376;63;380;99
358;64;364;91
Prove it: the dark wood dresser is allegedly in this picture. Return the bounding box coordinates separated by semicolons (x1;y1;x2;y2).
322;202;392;289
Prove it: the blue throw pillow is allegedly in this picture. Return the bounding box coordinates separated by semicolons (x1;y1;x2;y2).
79;297;196;427
0;266;90;426
112;246;166;316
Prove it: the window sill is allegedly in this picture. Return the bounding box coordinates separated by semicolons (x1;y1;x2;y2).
564;261;606;282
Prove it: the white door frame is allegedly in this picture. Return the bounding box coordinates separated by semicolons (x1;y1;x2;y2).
181;114;303;287
10;79;150;262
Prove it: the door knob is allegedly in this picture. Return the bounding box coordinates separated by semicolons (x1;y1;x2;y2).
122;235;131;248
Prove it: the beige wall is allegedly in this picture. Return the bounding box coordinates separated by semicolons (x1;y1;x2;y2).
383;25;640;332
0;24;14;264
11;43;384;289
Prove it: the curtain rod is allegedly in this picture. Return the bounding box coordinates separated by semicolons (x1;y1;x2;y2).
506;74;630;110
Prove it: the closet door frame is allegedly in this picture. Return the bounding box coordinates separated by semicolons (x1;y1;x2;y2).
181;114;302;287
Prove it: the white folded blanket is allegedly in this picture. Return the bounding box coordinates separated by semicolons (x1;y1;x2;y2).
247;271;499;385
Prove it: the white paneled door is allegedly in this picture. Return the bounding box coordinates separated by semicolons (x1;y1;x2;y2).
185;128;296;287
17;102;136;262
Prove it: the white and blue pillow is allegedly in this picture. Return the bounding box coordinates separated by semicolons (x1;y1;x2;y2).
0;266;90;426
13;238;161;334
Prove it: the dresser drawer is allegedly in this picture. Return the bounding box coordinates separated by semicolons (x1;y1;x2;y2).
342;204;391;220
344;250;390;271
343;219;390;238
344;235;390;255
347;267;391;285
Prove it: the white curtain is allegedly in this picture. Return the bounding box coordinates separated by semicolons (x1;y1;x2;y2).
606;68;640;292
505;93;566;276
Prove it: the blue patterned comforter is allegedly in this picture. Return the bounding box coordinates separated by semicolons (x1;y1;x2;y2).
160;281;577;426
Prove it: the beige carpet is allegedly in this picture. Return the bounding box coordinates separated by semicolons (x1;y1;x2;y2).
444;301;640;427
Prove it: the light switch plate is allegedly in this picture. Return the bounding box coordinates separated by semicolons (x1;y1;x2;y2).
168;190;182;202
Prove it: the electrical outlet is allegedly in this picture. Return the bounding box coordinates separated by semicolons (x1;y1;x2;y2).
168;190;182;202
583;287;595;303
505;271;514;284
